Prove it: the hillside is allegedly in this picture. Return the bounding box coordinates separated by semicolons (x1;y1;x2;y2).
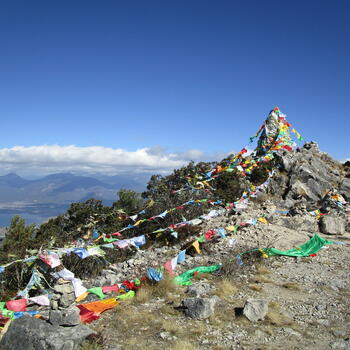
0;108;349;350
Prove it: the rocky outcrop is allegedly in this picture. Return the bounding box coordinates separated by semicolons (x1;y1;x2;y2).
0;315;95;350
268;142;345;209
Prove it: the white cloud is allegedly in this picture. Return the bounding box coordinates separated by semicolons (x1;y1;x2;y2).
0;145;232;177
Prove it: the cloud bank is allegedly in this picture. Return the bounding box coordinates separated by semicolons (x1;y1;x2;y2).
0;145;230;177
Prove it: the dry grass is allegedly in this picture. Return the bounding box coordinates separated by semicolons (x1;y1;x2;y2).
162;319;181;335
248;283;263;292
135;285;153;303
80;341;104;350
251;275;273;284
282;282;301;290
111;304;162;336
167;340;199;350
265;310;295;327
257;266;271;275
159;303;181;316
192;272;215;282
189;322;206;337
155;274;181;298
134;273;184;304
162;319;206;339
265;302;295;327
214;278;237;299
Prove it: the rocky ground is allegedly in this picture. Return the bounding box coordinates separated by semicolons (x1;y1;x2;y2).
77;206;350;350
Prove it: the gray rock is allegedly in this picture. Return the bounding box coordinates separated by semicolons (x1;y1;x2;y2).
340;178;350;201
159;331;171;340
49;307;80;326
59;292;76;308
182;297;217;319
278;216;318;232
186;282;211;297
92;275;108;287
53;283;74;295
268;145;342;207
330;339;350;349
243;298;268;322
0;315;95;350
51;300;59;310
104;272;118;286
319;215;346;235
332;329;349;338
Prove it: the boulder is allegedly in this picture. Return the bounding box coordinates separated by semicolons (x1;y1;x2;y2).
0;315;95;350
243;298;268;322
49;307;80;326
319;216;346;235
182;297;217;319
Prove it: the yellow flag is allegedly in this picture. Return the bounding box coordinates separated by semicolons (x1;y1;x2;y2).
258;217;268;224
192;240;201;254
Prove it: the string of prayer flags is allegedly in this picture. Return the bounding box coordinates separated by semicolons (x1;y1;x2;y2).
72;248;89;259
77;298;118;323
204;229;215;240
147;267;164;282
217;228;226;238
39;251;61;268
177;250;186;263
6;299;27;312
225;225;238;233
28;295;50;307
87;287;106;299
258;217;268;224
117;291;135;301
192;241;201;254
164;259;176;275
174;265;221;286
264;234;333;258
102;285;119;294
17;269;44;298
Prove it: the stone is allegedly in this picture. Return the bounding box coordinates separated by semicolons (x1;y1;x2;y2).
319;216;346;235
186;282;211;297
182;297;217;319
159;331;171;340
59;292;76;308
268;144;343;208
243;298;268;322
278;216;318;232
49;307;81;326
53;283;74;295
340;178;350;201
0;315;95;350
329;339;350;349
51;300;59;310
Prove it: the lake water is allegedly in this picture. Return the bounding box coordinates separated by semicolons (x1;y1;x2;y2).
0;213;50;227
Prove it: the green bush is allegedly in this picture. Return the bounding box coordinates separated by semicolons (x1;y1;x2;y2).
2;216;36;258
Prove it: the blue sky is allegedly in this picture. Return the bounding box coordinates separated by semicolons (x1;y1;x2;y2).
0;0;349;177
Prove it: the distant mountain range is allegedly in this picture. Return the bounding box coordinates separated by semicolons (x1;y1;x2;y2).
0;172;149;226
